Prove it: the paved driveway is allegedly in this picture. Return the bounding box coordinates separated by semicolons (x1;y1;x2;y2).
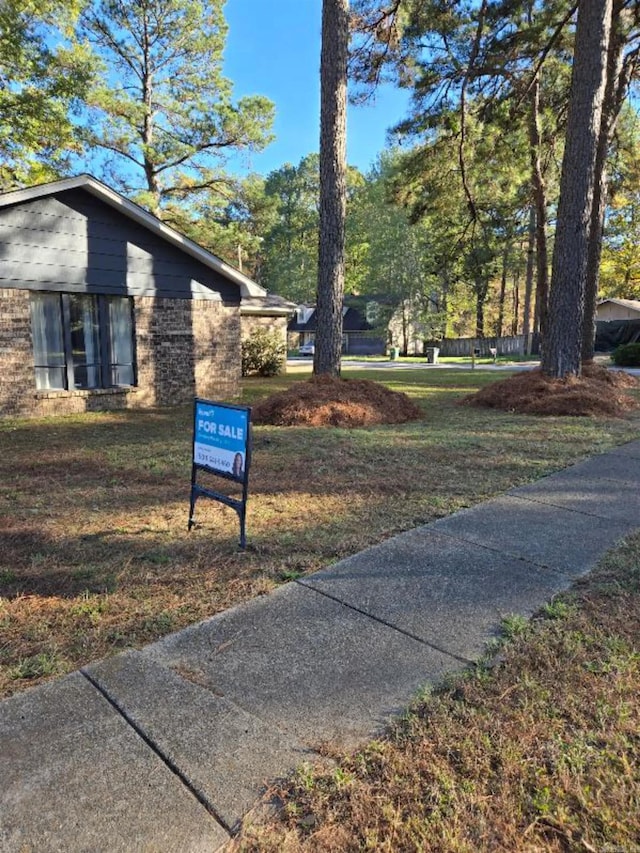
288;358;640;376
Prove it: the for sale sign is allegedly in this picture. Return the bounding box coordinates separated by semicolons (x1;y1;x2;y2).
189;398;252;547
193;400;250;481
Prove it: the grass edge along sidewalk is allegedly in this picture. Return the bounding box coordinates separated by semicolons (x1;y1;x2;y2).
234;529;640;853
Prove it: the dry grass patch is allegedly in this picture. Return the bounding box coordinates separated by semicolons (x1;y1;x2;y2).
465;363;640;417
234;532;640;853
1;367;639;697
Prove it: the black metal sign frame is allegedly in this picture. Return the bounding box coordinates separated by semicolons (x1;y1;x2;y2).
188;398;252;548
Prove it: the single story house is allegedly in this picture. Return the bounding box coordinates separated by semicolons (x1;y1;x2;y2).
0;174;290;418
596;298;640;321
288;302;386;355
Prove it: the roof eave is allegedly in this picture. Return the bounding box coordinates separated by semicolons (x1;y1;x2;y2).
240;304;295;317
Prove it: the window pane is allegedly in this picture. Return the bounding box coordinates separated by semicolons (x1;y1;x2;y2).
30;294;65;390
111;364;134;386
68;295;100;389
108;297;134;386
34;367;67;389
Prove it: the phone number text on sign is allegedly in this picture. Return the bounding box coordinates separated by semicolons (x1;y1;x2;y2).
195;447;229;471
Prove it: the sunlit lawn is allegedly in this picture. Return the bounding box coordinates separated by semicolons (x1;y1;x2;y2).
1;366;638;697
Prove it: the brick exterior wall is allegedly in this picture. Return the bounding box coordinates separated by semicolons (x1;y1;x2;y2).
0;289;37;415
0;290;241;418
192;300;241;401
241;314;289;347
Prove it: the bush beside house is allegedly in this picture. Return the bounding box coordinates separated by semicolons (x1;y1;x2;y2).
612;343;640;367
241;328;286;376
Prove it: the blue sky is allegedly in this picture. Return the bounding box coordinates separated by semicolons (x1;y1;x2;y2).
223;0;411;177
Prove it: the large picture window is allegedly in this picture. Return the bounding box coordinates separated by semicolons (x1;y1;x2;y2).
30;293;136;391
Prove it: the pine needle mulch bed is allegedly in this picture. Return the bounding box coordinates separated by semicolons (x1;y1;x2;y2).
251;375;423;427
1;367;639;699
464;363;640;417
234;532;640;853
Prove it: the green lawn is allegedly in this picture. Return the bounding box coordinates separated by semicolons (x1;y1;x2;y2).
1;367;638;698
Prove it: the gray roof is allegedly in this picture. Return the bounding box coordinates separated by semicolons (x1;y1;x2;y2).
240;293;297;317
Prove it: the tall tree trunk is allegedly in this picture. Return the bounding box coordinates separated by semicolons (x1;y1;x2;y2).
314;0;349;377
497;243;509;337
402;301;409;355
529;73;549;349
542;0;612;379
581;0;633;363
512;242;522;337
523;204;536;354
475;284;486;338
140;7;160;211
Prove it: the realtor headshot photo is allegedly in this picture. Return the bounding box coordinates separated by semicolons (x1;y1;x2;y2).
232;452;244;478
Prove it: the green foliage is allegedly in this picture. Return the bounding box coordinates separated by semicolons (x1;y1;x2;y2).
160;173;278;278
241;328;286;377
259;154;365;301
611;343;640;367
350;0;573;341
600;108;640;300
541;599;576;621
79;0;274;211
260;154;320;301
0;0;93;187
346;151;454;350
8;652;60;681
500;614;530;640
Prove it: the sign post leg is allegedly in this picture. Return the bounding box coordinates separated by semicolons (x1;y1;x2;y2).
239;506;247;550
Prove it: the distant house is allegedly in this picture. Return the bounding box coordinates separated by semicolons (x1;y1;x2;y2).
288;302;386;355
594;298;640;351
596;298;640;321
0;174;290;418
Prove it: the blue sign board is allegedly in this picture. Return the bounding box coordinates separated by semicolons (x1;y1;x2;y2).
189;399;252;548
193;400;249;481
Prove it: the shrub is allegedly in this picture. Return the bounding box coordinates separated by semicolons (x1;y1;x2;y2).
241;328;286;377
611;343;640;367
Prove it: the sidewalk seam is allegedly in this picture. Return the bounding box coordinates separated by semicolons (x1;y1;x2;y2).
294;579;475;666
80;668;233;838
507;491;640;521
421;527;570;574
428;515;633;574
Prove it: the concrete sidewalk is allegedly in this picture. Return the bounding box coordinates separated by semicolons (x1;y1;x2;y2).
2;440;640;852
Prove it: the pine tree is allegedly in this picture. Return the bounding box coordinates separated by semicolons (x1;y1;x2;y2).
0;0;92;186
542;0;612;378
79;0;274;213
315;0;349;377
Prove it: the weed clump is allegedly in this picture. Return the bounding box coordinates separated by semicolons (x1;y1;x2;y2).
463;363;639;417
251;375;423;427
